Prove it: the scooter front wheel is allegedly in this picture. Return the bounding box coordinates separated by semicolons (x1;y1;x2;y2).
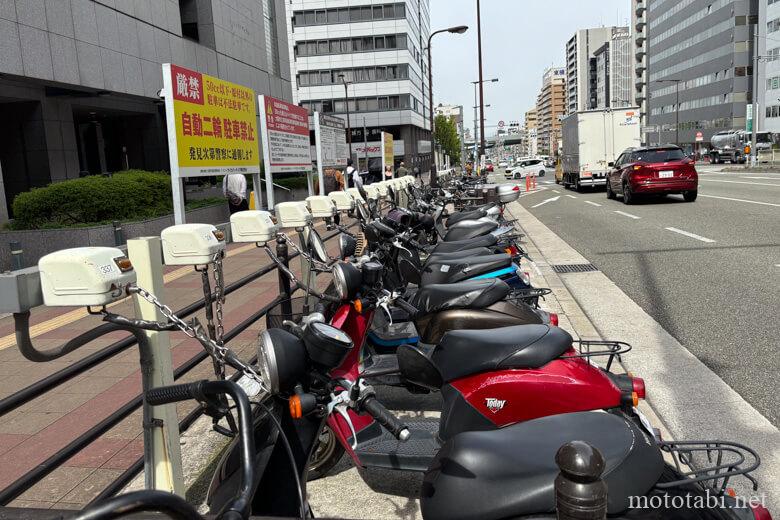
307;424;345;481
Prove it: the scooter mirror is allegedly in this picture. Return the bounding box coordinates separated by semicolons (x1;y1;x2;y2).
230;210;278;244
161;223;226;266
306;228;329;263
39;247;136;307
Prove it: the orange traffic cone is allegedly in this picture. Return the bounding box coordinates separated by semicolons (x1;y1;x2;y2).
532;174;537;190
525;175;531;192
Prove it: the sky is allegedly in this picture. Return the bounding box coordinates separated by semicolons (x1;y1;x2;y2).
430;0;631;137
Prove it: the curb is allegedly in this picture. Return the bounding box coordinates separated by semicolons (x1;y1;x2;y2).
508;200;779;510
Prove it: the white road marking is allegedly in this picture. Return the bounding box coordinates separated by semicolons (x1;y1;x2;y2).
665;227;716;243
699;179;780;187
565;194;578;199
552;189;560;193
584;200;602;207
698;194;780;207
744;176;780;180
531;196;560;208
530;261;543;276
613;210;641;219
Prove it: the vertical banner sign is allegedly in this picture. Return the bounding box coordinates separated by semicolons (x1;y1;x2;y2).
313;112;348;195
746;104;754;133
161;64;260;223
258;95;312;209
381;132;394;177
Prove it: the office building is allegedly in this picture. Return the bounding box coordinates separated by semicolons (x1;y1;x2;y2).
760;0;780;132
633;0;649;140
435;103;463;124
592;28;633;109
536;67;566;156
566;26;628;113
524;108;538;156
646;0;757;149
0;0;291;222
286;0;432;171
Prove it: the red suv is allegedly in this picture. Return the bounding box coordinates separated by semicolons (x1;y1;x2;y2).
607;146;698;204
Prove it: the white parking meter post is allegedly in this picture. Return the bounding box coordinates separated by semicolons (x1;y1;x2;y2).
126;237;185;496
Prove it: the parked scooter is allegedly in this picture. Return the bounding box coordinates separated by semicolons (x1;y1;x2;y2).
37;244;769;520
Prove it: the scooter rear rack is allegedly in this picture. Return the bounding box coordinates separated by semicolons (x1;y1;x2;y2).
561;340;633;372
655;440;761;494
507;287;553;308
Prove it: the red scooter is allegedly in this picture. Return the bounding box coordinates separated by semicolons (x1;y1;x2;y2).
308;260;647;478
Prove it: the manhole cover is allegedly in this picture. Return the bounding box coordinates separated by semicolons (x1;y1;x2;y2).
551;263;599;273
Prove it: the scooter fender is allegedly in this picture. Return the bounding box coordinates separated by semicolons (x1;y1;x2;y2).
441;354;624;438
326;411;364;467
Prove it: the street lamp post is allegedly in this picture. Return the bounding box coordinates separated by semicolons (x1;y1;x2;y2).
427;25;469;186
471;78;498;167
338;74;353;165
477;0;485;157
655;78;682;147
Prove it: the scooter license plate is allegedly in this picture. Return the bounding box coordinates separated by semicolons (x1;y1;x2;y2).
632;406;656;438
659;170;674;178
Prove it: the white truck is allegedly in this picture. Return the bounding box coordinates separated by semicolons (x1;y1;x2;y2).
561;108;641;190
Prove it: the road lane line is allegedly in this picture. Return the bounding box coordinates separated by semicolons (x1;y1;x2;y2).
565;195;578;199
744;176;780;180
699;179;780;187
584;201;602;207
665;227;716;243
613;210;641;219
698;194;780;207
552;190;560;193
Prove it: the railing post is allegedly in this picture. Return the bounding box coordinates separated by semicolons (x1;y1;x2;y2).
554;440;607;520
9;241;23;271
112;221;124;246
126;237;184;496
276;235;292;316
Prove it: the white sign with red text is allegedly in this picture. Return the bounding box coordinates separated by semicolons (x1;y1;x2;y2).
258;95;312;207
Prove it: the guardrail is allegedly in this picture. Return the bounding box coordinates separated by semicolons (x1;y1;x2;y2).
0;222;349;506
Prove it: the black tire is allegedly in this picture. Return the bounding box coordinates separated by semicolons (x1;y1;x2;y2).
606;180;616;199
307;424;345;480
575;178;582;192
623;182;634;204
683;190;697;202
539;170;545;177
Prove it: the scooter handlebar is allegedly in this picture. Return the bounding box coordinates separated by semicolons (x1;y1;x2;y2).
394;297;419;317
361;396;410;442
146;381;202;406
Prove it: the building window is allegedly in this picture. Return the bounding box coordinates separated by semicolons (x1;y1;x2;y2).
262;0;280;75
292;3;407;27
179;0;199;41
294;33;408;57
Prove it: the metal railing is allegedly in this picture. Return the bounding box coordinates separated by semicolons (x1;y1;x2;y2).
0;223;349;506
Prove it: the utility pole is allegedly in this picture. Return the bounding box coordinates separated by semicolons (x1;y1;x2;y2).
751;24;760;167
339;75;353;164
477;0;486;158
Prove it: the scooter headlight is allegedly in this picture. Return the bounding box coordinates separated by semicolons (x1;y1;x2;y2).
339;234;357;259
332;262;361;301
256;328;307;394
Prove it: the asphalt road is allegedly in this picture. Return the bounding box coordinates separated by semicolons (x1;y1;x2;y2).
518;165;780;426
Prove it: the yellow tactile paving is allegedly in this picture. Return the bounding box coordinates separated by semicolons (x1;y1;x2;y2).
0;243;258;351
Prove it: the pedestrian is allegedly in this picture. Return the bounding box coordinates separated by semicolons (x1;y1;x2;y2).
396;161;409;177
413;166;420;179
345;158;357;188
314;168;344;195
222;173;248;214
384;165;393;180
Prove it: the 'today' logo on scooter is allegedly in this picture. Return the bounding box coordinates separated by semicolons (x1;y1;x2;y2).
485;397;506;413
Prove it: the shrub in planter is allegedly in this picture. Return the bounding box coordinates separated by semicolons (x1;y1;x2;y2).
11;170;173;229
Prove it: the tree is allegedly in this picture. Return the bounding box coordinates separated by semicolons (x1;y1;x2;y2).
434;114;461;164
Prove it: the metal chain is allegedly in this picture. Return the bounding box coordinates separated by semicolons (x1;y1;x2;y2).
212;252;225;346
128;285;267;392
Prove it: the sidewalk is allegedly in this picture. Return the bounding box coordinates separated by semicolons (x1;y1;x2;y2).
0;223;339;510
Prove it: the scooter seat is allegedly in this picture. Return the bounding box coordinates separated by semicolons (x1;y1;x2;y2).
428;234;498;254
433;324;571;382
420;411;664;520
423;248;493;266
421;254;513;286
446;208;487;226
444;220;498;242
409;279;510;316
